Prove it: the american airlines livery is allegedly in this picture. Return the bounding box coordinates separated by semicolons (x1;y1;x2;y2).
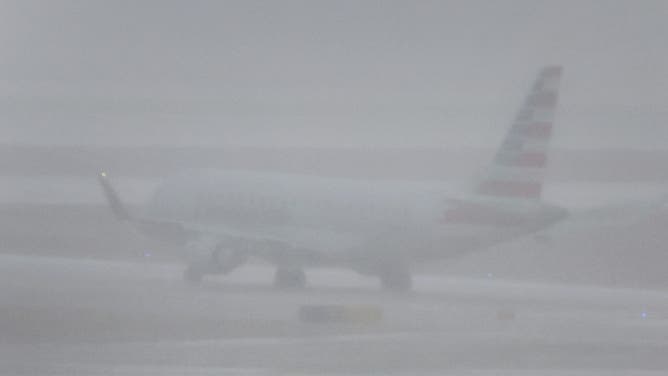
99;66;568;291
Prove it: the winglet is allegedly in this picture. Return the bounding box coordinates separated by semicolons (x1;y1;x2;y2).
98;171;132;221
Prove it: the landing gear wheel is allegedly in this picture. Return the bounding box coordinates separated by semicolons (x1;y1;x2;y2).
184;265;205;284
274;268;307;289
379;268;412;292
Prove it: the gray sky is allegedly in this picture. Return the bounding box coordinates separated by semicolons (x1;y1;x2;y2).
2;0;668;148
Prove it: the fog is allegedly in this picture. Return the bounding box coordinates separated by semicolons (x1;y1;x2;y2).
3;0;668;148
2;1;668;375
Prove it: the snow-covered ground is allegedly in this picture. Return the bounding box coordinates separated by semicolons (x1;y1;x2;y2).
2;254;668;375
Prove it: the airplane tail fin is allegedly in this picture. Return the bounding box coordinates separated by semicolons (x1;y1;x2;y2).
98;171;132;221
474;65;563;201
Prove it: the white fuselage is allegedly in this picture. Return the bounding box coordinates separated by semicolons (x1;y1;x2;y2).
144;169;564;270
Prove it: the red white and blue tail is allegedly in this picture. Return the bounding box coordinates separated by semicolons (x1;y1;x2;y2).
475;65;563;201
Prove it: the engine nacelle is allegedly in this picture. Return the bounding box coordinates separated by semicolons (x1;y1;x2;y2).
184;237;247;275
184;236;218;267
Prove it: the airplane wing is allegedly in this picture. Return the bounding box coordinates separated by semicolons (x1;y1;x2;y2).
97;172;192;245
97;172;324;264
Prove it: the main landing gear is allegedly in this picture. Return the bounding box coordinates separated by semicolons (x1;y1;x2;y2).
183;264;206;284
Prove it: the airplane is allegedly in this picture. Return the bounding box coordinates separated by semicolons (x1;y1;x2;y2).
98;66;568;291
